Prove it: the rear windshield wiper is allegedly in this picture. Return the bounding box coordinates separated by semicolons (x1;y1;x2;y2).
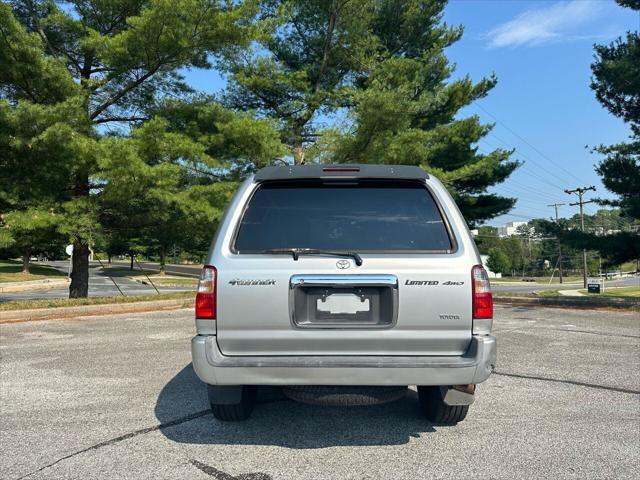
263;248;363;266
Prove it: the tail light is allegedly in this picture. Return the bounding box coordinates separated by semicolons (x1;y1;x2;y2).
195;266;217;319
472;265;493;333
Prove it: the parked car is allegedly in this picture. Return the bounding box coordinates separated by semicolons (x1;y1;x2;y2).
191;164;496;423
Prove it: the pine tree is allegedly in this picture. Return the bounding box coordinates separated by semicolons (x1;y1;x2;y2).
0;208;63;273
590;3;640;219
223;0;519;224
1;0;256;296
99;99;283;272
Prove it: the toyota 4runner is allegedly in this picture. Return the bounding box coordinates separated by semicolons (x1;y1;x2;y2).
191;164;496;423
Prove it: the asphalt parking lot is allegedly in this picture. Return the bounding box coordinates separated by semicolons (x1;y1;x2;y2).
1;305;638;479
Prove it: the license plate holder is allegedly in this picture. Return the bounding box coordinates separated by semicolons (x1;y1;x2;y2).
317;293;370;315
289;275;398;329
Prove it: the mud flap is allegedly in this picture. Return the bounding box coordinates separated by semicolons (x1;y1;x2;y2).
440;384;476;406
207;385;244;405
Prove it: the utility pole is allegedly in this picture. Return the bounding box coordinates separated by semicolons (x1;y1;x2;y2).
565;186;596;288
547;203;566;284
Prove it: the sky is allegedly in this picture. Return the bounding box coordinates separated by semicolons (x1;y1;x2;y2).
182;0;639;226
442;0;639;226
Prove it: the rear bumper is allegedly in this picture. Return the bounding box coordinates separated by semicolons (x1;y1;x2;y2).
191;335;496;386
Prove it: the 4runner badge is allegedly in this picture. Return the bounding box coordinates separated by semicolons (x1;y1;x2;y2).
228;279;276;286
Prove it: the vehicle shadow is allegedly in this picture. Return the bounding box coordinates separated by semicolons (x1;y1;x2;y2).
155;364;436;448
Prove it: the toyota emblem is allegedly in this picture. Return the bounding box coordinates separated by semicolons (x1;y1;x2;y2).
336;259;351;269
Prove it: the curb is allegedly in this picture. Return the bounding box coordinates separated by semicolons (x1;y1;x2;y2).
0;278;69;293
495;296;639;310
0;298;195;323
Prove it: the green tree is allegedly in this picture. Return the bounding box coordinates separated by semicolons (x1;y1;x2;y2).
224;0;518;224
486;247;510;275
474;226;499;255
591;24;640;219
0;0;256;297
0;208;64;272
224;0;375;164
99;101;283;273
500;237;525;277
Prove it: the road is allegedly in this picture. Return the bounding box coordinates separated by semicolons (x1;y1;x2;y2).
0;261;193;302
3;260;636;300
1;305;638;479
113;262;640;294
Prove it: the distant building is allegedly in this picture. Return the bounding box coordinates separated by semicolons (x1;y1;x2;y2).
497;221;528;237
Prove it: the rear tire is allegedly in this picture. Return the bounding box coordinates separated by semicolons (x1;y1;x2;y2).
417;386;469;425
209;385;257;421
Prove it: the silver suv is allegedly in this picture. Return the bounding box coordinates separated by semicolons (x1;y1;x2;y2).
191;165;496;423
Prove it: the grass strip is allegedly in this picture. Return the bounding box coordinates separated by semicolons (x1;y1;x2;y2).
0;260;67;283
577;286;640;298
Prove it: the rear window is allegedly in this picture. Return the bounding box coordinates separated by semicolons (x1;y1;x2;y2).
234;180;453;252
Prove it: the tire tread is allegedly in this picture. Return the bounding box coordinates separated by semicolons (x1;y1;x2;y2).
417;386;469;425
209;386;256;421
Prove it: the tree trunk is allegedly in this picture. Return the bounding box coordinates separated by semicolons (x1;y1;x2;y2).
22;248;31;274
293;144;305;165
69;169;91;298
69;240;90;298
292;124;305;164
159;245;166;275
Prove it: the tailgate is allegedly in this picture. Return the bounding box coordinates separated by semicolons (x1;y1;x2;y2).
212;176;475;356
216;256;472;356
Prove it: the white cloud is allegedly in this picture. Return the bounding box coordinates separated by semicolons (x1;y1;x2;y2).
485;0;603;48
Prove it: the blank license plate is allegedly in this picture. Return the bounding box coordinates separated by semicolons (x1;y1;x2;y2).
317;294;370;315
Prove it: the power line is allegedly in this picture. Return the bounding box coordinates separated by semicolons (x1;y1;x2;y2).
497;176;565;201
492;179;566;203
479;137;569;192
519;209;560;218
499;213;539;220
520;165;568;192
482;134;569;190
476;104;590;185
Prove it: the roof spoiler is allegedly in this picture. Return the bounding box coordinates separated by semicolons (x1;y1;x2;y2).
254;164;429;181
